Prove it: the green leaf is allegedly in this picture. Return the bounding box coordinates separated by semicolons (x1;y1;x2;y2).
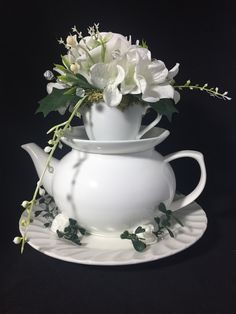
54;63;67;72
158;203;167;213
72;238;82;245
34;210;42;217
154;216;161;225
63;86;77;95
131;239;146;252
69;218;78;226
135;226;145;234
120;230;130;239
140;39;148;49
57;230;64;238
44;222;51;228
37;88;79;117
75;73;94;89
149;98;178;122
172;214;184;227
61;55;70;69
78;226;87;235
162;219;171;227
166;228;174;238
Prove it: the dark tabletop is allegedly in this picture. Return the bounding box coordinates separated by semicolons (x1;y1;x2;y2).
1;1;236;313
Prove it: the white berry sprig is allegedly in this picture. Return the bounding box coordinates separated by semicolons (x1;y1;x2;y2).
174;80;231;100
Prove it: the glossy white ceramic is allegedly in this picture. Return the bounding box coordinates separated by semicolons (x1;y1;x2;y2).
22;127;206;237
61;126;170;154
19;198;207;266
81;102;162;140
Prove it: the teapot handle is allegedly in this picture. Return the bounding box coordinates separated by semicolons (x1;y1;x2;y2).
164;150;207;212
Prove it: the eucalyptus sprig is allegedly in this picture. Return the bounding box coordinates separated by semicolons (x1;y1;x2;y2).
120;203;184;252
120;227;147;252
153;203;183;239
174;80;231;100
57;218;87;246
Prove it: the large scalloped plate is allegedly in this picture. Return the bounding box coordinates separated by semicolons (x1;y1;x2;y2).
19;198;207;266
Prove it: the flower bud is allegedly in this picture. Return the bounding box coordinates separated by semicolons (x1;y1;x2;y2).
39;187;45;196
44;146;52;153
13;236;22;244
21;200;28;208
70;63;80;74
44;70;54;81
21;219;28;227
66;35;78;48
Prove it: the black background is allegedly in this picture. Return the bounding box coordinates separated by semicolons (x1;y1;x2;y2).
1;1;236;313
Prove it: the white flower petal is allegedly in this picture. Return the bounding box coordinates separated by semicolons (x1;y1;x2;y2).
103;85;122;107
90;63;110;89
113;65;125;86
148;60;168;84
168;63;180;80
154;84;175;100
46;82;67;94
174;90;181;104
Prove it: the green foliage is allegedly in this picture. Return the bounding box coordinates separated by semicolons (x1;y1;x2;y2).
120;230;147;252
34;194;59;228
140;39;148;49
56;218;85;246
148;98;178;122
37;88;79;117
153;202;183;238
121;202;184;253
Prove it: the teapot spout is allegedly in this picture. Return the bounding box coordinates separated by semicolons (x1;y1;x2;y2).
21;143;59;197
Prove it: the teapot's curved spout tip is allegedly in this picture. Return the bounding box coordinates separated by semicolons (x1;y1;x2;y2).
21;142;58;197
21;143;34;151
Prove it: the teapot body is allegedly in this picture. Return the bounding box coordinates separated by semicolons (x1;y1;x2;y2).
52;149;176;236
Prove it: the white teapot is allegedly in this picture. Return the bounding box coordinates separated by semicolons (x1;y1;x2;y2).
22;127;206;237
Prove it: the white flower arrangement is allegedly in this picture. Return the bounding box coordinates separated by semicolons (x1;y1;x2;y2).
37;23;230;120
15;24;231;254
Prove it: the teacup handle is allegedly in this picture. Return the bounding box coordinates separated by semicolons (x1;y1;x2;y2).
136;111;162;139
164;150;207;212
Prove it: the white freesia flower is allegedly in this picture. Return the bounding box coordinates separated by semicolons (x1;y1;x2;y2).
51;213;70;233
134;224;157;245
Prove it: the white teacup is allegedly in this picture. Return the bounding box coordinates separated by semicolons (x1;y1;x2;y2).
81;101;162;141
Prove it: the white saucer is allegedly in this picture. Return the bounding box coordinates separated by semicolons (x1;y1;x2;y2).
19;199;207;266
61;126;170;154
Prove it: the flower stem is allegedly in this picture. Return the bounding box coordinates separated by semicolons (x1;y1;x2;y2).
174;82;231;100
20;96;87;254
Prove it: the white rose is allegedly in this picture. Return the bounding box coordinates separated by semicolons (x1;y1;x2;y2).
51;213;69;233
134;224;157;245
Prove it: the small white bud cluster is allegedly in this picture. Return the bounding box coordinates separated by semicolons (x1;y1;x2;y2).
21;200;29;208
13;236;22;244
70;63;80;74
44;146;52;153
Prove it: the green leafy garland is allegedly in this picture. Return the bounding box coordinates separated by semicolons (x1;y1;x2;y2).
120;203;184;252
